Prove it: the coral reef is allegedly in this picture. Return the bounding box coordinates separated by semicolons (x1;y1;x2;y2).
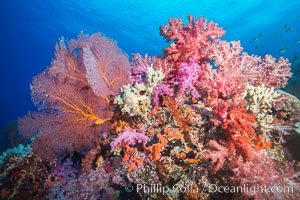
1;15;299;199
0;152;53;199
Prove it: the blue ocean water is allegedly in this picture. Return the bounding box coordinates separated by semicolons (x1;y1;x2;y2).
0;0;299;129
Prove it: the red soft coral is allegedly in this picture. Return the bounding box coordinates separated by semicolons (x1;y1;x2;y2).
18;33;131;160
223;108;256;139
222;108;257;161
160;14;225;66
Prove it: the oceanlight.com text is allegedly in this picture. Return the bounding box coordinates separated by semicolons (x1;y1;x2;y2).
124;182;294;196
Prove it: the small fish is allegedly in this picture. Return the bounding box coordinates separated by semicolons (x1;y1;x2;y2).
252;37;258;43
295;40;300;44
273;32;278;36
294;52;298;54
285;27;294;32
293;56;300;62
258;32;263;37
284;24;288;28
279;48;288;53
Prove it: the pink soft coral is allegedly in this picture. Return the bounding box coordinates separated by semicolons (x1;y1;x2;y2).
110;127;149;150
228;150;298;200
209;41;292;94
198;40;291;99
204;140;229;173
205;140;298;199
255;54;292;89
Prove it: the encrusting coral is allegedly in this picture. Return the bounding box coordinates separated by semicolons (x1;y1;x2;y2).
0;15;299;200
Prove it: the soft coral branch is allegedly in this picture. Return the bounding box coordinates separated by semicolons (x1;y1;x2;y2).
204;140;229;173
160;14;225;66
222;108;257;161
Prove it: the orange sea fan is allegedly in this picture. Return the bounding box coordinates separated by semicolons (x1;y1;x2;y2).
18;33;131;160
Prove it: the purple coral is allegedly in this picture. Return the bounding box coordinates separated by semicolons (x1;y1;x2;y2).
110;127;149;150
53;158;78;180
175;56;201;97
130;64;148;84
153;84;173;106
